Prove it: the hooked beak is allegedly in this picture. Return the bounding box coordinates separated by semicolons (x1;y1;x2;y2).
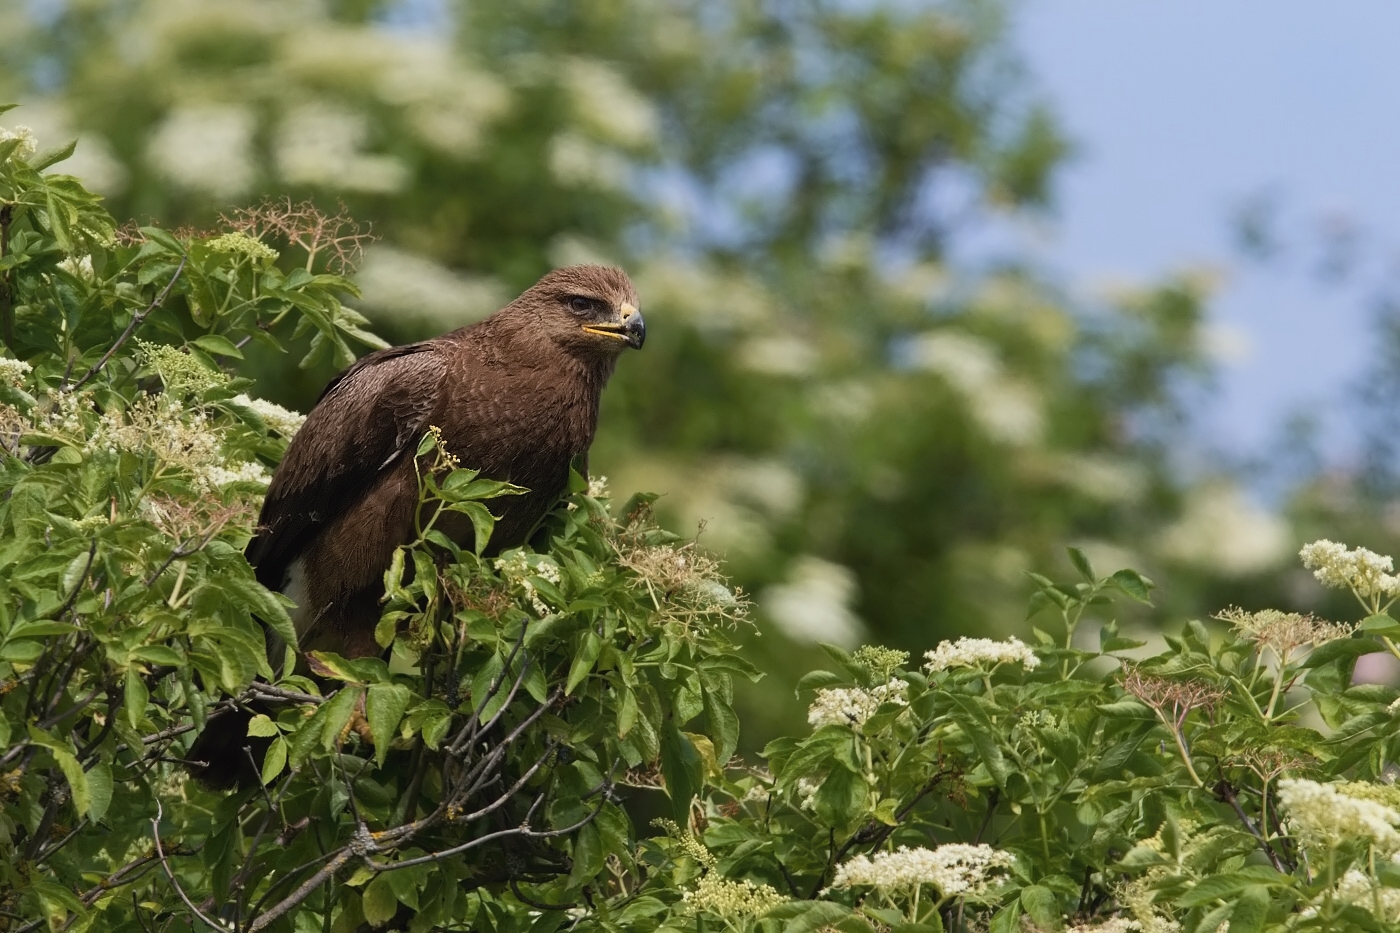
582;302;646;350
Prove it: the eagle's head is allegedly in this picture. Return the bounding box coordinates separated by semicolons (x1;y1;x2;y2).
516;264;646;360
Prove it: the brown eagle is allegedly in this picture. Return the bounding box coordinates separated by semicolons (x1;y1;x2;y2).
189;264;643;786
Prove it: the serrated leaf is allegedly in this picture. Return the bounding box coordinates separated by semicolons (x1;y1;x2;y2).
367;683;412;766
1019;886;1058;928
85;760;113;824
1066;546;1095;582
261;737;288;785
659;723;702;822
246;714;279;738
795;670;846;693
362;874;399;927
32;138;77;171
124;669;148;731
1109;568;1154;603
192;334;244;358
566;632;602;695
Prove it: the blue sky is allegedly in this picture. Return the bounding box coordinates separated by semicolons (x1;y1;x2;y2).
993;1;1400;464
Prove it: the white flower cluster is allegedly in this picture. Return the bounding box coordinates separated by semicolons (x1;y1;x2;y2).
201;461;270;488
586;474;609;499
1299;539;1400;601
57;255;95;281
1302;869;1400;923
830;844;1014;897
807;680;908;730
679;873;786;922
924;636;1040;672
85;394;267;492
1278;778;1400;853
0;124;38;160
1067;920;1141;933
796;776;821;811
493;551;562;617
232;393;306;438
0;357;32;387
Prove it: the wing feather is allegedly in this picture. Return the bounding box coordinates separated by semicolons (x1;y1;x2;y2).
246;342;445;592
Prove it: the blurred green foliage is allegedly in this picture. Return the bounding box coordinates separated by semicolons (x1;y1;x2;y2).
0;0;1336;743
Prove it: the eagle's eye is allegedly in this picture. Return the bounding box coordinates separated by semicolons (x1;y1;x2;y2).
567;296;594;315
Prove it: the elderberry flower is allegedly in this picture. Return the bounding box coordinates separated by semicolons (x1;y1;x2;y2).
0;357;32;387
232;393;306;438
1278;778;1400;854
0;124;37;160
57;254;95;281
830;844;1014;898
806;680;908;730
1299;539;1400;601
200;461;270;488
493;551;561;617
1067;920;1142;933
924;636;1039;672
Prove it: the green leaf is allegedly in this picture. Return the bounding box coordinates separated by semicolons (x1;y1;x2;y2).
246;714;280;738
795;670;846;693
762;901;864;933
221;573;297;653
32;138;77;171
124;669;148;731
660;723;703;822
192;334;244;358
28;727;90;818
1066;546;1095;582
316;687;364;750
566;632;602;695
1302;636;1384;669
261;737;288;785
948;694;1010;789
1019;886;1058;928
1109;568;1154;603
702;681;740;763
1227;885;1270;933
367;683;413;766
85;760;113;824
814;765;868;827
362;874;399;927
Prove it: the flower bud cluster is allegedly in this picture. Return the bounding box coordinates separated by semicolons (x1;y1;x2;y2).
206;231;280;263
679;874;786;921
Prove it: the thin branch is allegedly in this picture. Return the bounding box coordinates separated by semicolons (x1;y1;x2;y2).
151;800;225;930
66;255;186;392
1213;779;1285;873
0;202;13;352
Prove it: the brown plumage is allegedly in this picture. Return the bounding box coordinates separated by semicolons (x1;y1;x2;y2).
188;264;644;787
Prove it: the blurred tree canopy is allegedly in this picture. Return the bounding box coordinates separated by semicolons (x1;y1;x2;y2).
0;0;1316;738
